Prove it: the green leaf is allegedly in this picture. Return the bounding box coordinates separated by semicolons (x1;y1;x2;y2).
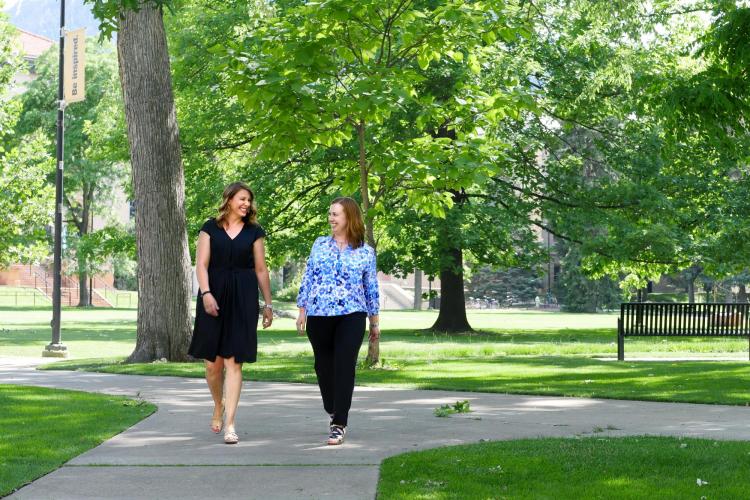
417;51;431;71
468;53;481;75
447;50;464;62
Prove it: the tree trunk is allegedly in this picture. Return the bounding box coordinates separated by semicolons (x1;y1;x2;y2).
356;121;376;248
704;282;713;303
117;4;192;362
76;183;92;307
429;123;472;333
77;263;89;307
355;120;380;365
413;269;422;310
431;245;472;333
686;278;695;304
738;284;748;304
685;265;701;304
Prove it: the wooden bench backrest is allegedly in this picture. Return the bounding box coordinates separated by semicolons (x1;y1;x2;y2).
621;303;750;337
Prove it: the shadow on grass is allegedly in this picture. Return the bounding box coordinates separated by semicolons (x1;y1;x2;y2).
0;385;155;497
42;355;750;406
378;437;750;499
352;356;750;405
358;328;745;348
0;325;136;346
0;305;137;312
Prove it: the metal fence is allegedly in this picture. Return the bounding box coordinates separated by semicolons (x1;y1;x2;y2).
0;290;52;307
98;290;138;309
0;288;137;308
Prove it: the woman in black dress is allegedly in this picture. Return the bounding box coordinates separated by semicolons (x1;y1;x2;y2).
188;182;273;444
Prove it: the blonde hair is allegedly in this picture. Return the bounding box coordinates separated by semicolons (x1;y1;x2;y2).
216;182;257;226
332;197;365;249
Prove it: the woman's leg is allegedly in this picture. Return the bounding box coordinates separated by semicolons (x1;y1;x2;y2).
223;356;243;432
306;316;336;416
331;312;366;427
205;357;225;431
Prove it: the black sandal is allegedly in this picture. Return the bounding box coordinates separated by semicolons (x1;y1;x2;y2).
327;424;346;445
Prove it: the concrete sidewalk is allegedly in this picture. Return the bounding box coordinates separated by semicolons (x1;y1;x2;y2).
2;356;750;499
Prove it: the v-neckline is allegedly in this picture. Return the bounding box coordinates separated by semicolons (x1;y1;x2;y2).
223;223;244;241
331;236;349;252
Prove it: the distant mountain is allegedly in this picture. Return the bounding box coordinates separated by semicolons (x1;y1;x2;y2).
3;0;100;39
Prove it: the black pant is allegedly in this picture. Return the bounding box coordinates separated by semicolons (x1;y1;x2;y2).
306;312;366;427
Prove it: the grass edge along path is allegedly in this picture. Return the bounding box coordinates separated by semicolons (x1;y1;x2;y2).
377;436;750;499
0;384;156;497
40;355;750;406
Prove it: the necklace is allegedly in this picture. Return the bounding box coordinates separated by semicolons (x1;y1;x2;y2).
333;237;347;250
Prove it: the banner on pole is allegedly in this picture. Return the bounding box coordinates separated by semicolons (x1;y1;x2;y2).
64;28;86;103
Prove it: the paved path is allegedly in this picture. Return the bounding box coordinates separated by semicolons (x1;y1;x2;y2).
2;357;749;499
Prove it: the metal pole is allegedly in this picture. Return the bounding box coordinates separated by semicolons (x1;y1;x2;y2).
44;0;68;358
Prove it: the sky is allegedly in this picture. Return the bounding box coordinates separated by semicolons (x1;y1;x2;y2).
3;0;100;39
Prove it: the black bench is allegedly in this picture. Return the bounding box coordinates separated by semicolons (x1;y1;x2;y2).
618;303;750;360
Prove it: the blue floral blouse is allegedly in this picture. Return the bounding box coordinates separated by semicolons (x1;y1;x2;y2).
297;236;380;317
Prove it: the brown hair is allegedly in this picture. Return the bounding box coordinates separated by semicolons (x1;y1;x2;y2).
216;182;257;226
332;197;365;249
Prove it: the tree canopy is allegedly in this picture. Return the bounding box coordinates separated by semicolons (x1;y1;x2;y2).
7;0;749;334
0;9;55;266
161;0;750;333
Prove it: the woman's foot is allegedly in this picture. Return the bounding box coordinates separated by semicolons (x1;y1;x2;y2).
327;424;346;445
224;426;239;444
210;401;224;433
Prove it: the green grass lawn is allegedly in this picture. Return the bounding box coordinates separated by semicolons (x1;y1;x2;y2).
3;306;747;358
4;307;750;497
5;306;750;404
43;355;750;405
377;436;750;499
0;384;155;497
0;306;141;358
95;288;138;309
0;287;51;307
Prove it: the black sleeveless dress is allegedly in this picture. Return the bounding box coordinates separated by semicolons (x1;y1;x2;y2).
188;219;266;363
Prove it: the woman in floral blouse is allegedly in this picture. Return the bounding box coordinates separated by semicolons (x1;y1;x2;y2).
296;197;380;445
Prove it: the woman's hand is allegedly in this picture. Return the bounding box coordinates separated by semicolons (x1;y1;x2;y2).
296;308;306;336
262;307;273;329
202;293;219;317
368;324;380;342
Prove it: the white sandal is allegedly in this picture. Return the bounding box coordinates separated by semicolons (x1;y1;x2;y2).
224;427;239;444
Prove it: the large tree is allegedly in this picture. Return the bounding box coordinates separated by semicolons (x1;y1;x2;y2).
0;1;16;131
525;1;749;283
221;0;533;347
15;42;127;306
0;7;55;266
159;0;748;351
0;132;55;267
88;0;192;361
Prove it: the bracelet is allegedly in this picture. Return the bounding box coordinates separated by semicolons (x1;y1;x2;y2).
263;304;273;310
369;323;379;328
201;291;212;297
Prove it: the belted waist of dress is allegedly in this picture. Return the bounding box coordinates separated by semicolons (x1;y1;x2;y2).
209;266;255;273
